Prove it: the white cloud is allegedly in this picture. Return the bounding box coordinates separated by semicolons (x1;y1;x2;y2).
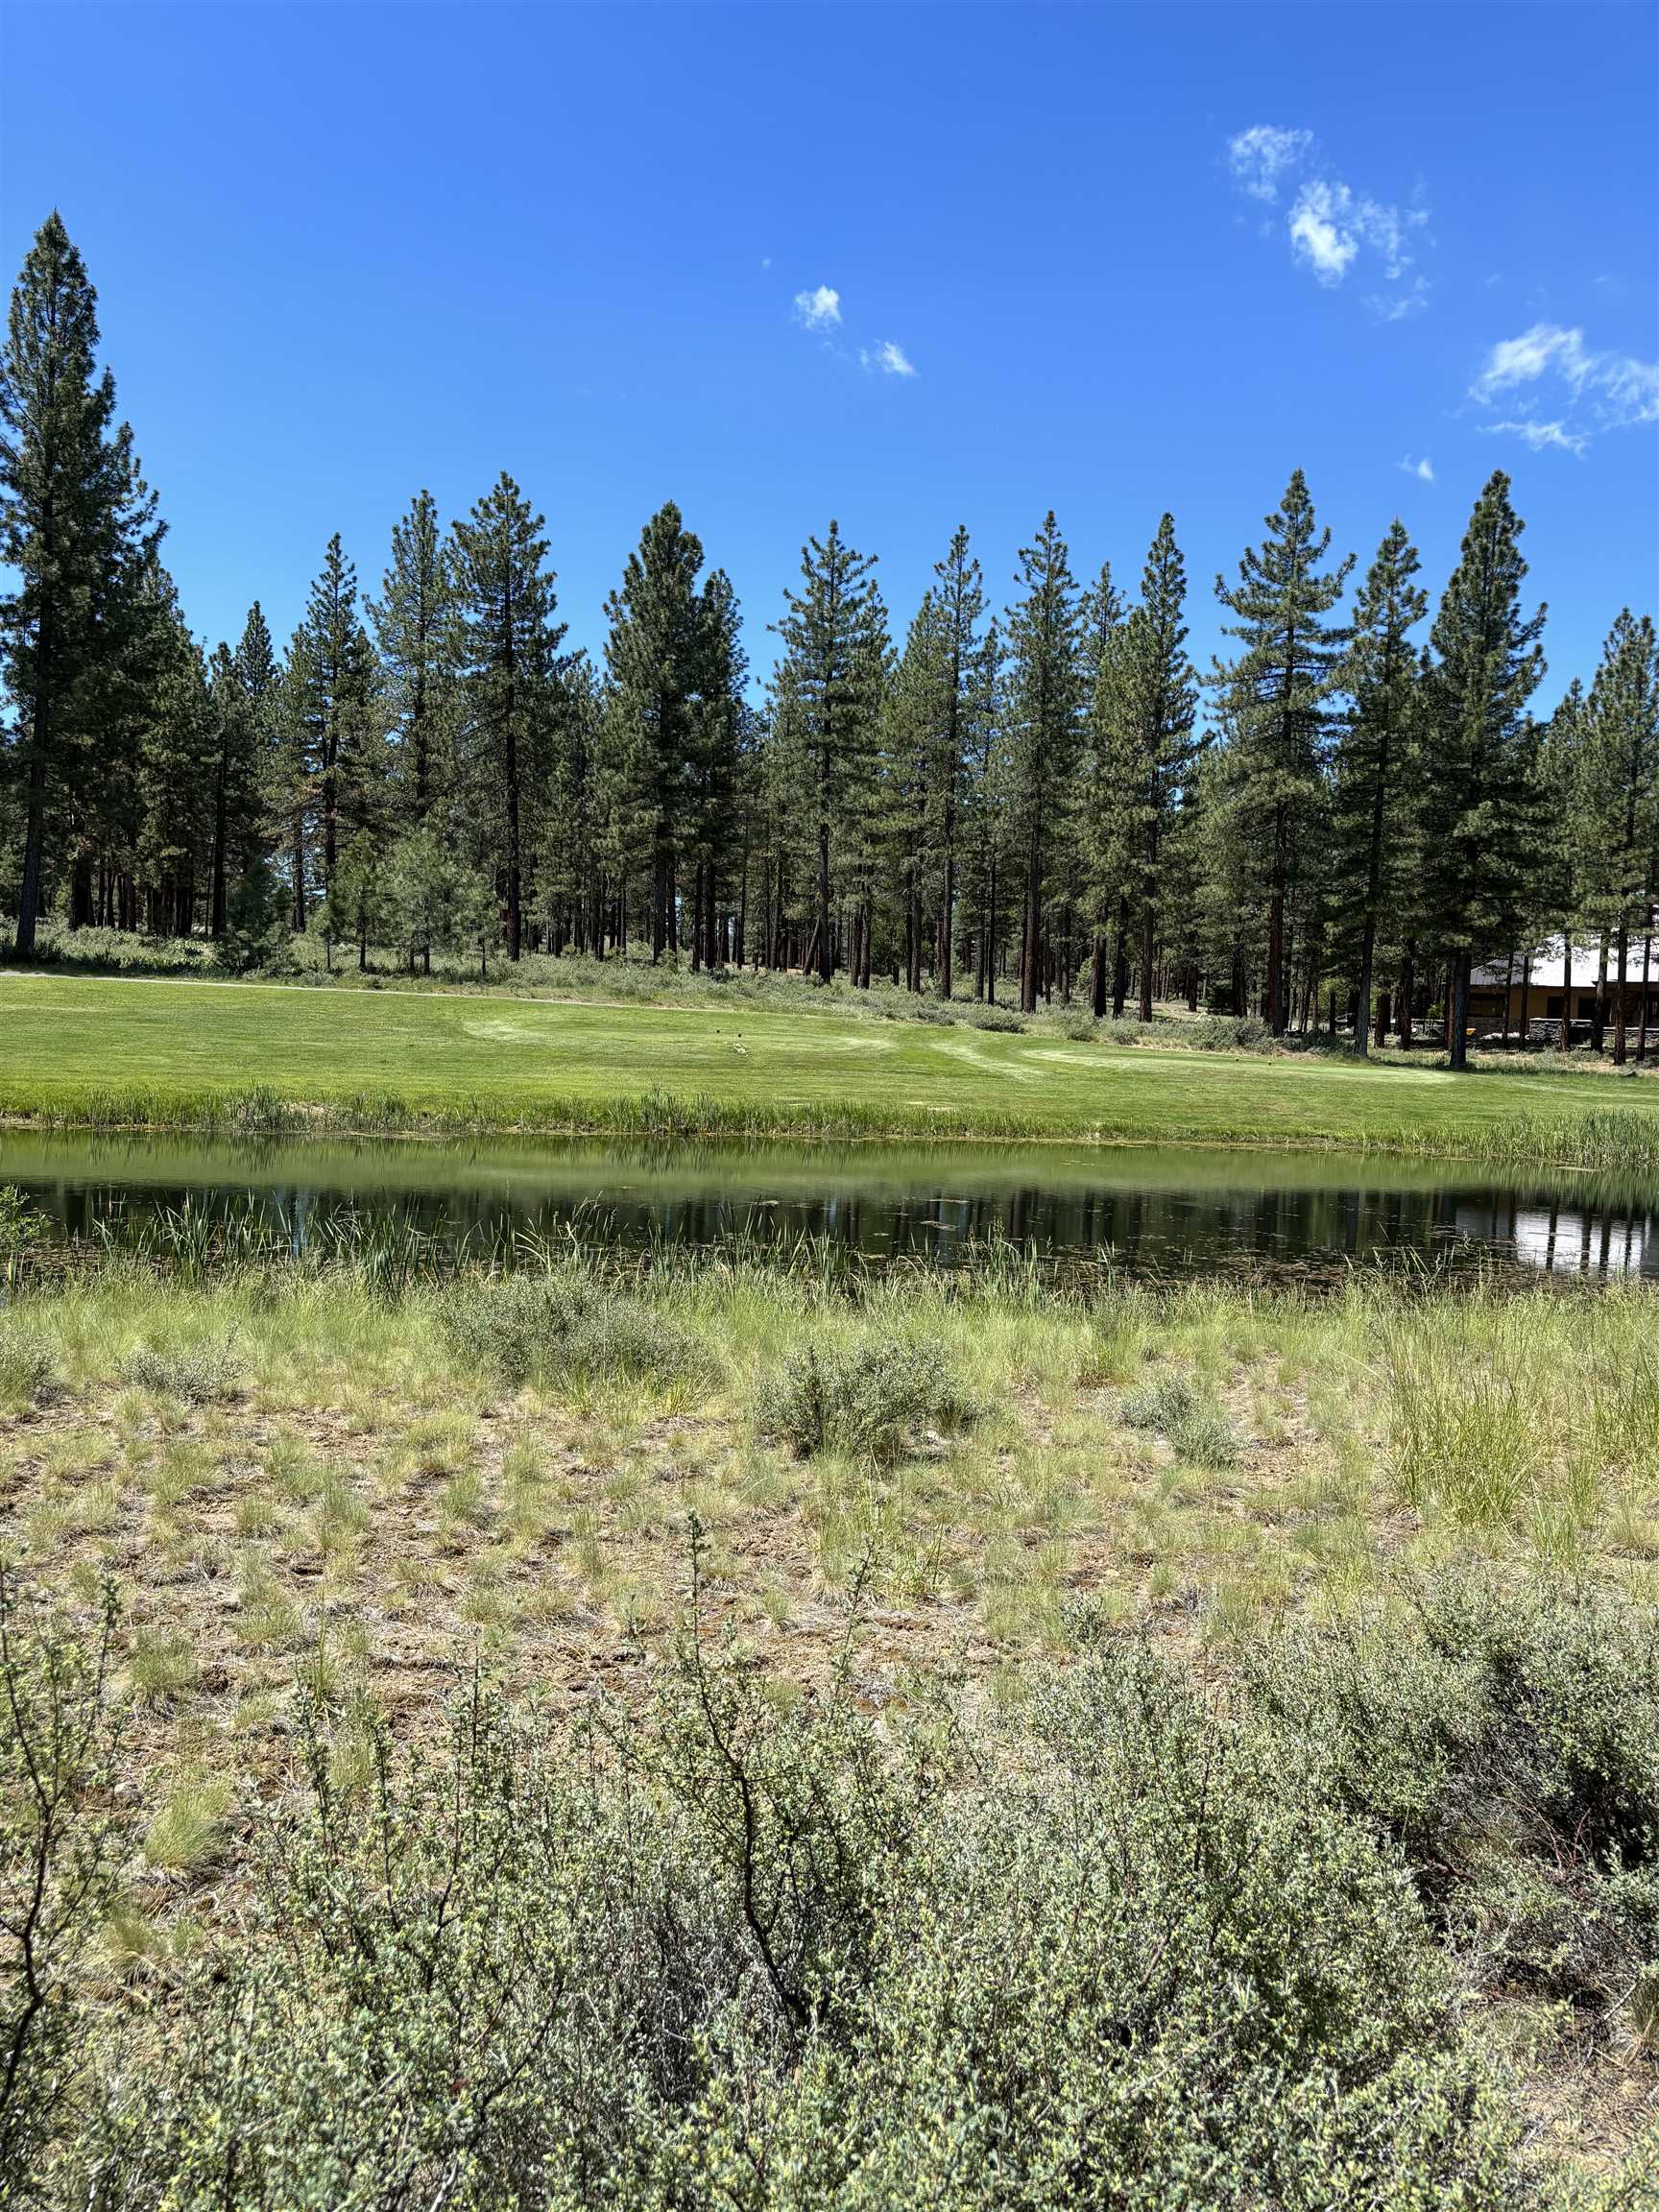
1368;277;1430;323
792;284;841;331
1227;124;1312;202
1471;323;1587;398
860;339;916;378
1398;455;1434;483
1229;129;1428;308
1484;418;1589;458
1287;178;1426;288
1470;322;1658;452
1287;180;1358;283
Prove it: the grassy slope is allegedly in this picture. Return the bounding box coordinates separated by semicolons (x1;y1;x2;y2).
3;971;1659;1156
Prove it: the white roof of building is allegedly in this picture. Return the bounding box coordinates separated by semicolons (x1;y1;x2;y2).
1471;934;1649;990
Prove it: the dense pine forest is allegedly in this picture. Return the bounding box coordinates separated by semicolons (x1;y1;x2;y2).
5;212;1657;1070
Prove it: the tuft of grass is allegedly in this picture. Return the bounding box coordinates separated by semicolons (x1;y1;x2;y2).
128;1628;200;1706
143;1780;230;1874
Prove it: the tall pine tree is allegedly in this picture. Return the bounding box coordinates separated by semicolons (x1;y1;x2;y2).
1212;471;1351;1033
1420;471;1546;1069
0;213;161;953
1331;520;1427;1053
448;473;565;960
770;522;885;984
1006;512;1082;1013
1578;609;1659;1063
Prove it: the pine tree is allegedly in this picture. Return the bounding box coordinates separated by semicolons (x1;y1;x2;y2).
205;602;276;936
1118;516;1199;1020
884;591;948;992
770;522;885;983
1331;520;1427;1053
1076;561;1132;1014
1578;610;1659;1063
690;566;747;968
928;527;990;998
1421;472;1547;1069
134;584;213;934
962;617;1013;1000
1006;513;1082;1012
293;535;378;901
1212;470;1351;1033
0;212;161;953
603;503;712;961
448;474;565;960
370;491;449;826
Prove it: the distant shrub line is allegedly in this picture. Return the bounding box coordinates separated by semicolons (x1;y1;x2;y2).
4;1072;1658;1174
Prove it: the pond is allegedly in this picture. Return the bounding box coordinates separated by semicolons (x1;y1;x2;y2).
1;1132;1654;1282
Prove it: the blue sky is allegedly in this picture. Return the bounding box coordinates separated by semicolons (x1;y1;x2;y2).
6;1;1655;706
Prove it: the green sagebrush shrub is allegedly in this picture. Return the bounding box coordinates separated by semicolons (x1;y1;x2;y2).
1245;1573;1659;2035
48;1621;1542;2212
754;1329;980;1466
120;1334;247;1405
0;1314;60;1410
0;1575;124;2204
441;1266;712;1394
1120;1364;1237;1468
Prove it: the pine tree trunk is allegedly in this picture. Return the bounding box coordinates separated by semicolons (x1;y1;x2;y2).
939;849;954;1000
1138;886;1155;1024
1264;803;1287;1036
1091;934;1107;1019
1449;950;1470;1070
1614;925;1630;1066
1518;953;1530;1043
1355;910;1376;1060
1638;926;1652;1061
816;818;831;984
1020;823;1041;1014
1593;936;1608;1052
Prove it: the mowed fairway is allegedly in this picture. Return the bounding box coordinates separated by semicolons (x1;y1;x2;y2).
4;971;1659;1155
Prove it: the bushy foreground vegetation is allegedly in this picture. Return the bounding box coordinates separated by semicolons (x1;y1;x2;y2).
3;1557;1656;2208
2;1238;1656;2199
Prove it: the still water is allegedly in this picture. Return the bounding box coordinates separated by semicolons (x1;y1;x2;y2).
0;1133;1654;1281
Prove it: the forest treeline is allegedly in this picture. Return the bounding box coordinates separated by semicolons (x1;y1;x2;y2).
4;214;1657;1068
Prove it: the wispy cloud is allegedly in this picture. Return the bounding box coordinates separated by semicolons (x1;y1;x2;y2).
860;339;916;378
1227;125;1312;202
1398;455;1434;483
1470;321;1658;454
792;284;841;331
1228;126;1428;310
1484;419;1589;458
1368;277;1430;324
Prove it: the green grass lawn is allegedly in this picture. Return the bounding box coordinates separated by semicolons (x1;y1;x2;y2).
3;970;1658;1159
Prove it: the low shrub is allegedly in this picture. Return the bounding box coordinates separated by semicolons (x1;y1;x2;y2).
121;1336;247;1405
1121;1365;1236;1467
442;1267;712;1395
14;1570;1658;2207
38;1621;1540;2211
755;1330;980;1466
1246;1573;1659;2035
0;1318;60;1410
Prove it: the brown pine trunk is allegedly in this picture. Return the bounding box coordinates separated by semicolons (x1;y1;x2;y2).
1614;925;1630;1066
